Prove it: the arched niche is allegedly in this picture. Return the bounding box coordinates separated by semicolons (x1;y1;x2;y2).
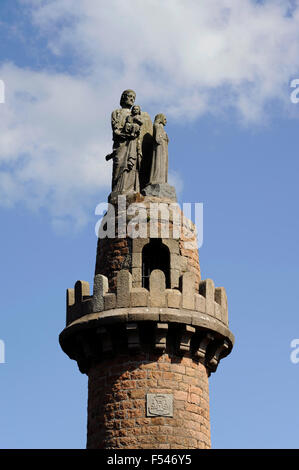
142;239;170;290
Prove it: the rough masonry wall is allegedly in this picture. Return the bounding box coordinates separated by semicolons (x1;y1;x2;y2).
95;237;132;292
94;195;201;292
87;352;211;449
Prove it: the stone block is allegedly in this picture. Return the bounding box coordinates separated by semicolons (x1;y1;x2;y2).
92;274;109;312
130;288;149;307
214;302;222;321
142;183;177;201
166;289;181;309
222;305;228;326
149;270;166;307
181;272;195;309
208;341;229;372
99;310;128;324
215;287;228;325
82;298;93;315
162;238;180;254
132;252;142;268
66;288;75;307
132;238;149;253
179;325;196;352
117;270;132;308
199;279;215;316
160;309;192;325
104;293;116;310
195;333;214;360
154;323;168;350
215;286;226;306
170;269;180;289
132;267;142;285
75;280;90;303
66;288;76;325
127;311;144;321
194;293;205;313
171;253;185;271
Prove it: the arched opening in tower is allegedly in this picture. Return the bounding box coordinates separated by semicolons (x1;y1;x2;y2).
142;239;170;290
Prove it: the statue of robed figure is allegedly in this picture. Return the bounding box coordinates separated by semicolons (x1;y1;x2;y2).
149;113;169;184
106;90;153;198
105;90;176;201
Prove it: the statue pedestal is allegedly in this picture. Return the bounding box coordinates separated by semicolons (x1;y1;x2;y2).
142;183;177;201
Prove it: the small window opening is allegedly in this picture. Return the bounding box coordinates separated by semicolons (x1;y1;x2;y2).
142;239;170;289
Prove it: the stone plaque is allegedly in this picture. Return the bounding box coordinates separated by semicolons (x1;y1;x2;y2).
146;393;173;417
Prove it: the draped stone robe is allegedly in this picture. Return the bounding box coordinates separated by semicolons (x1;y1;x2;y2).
149;122;169;184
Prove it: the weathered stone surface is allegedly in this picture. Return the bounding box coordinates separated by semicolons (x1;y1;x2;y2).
93;274;109;312
170;269;180;289
149;113;169;184
130;287;149;307
162;238;180;254
149;270;166;307
154;323;168;350
142;183;177;201
99;310;128;324
215;286;225;306
127;311;145;321
66;288;75;307
132;267;142;285
117;270;132;308
181;272;195;310
195;333;214;359
209;341;229;372
215;287;228;325
194;293;205;313
166;289;181;308
75;280;90;303
160;309;192;325
146;393;173;417
214;302;222;321
104;293;116;310
132;252;142;268
199;279;215;316
179;325;196;352
171;253;186;271
132;238;149;253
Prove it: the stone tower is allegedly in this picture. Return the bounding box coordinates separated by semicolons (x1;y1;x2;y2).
59;90;234;449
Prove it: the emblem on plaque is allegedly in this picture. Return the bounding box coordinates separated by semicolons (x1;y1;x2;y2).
146;393;173;417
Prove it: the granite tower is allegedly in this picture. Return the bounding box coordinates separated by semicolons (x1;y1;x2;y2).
59;90;234;449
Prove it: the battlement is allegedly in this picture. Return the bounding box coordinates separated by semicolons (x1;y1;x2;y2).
61;268;233;376
66;269;228;328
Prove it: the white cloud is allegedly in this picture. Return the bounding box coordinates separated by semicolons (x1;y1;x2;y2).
1;0;299;226
0;63;113;227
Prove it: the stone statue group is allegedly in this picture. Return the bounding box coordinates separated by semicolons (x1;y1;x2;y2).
106;89;175;200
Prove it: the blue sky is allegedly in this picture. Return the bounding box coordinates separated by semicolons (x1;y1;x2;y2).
1;0;299;449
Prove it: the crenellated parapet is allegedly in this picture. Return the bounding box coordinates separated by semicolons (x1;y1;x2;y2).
67;269;228;327
60;269;234;375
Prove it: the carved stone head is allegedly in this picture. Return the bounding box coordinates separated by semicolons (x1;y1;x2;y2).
120;89;136;108
132;105;141;116
154;113;167;126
